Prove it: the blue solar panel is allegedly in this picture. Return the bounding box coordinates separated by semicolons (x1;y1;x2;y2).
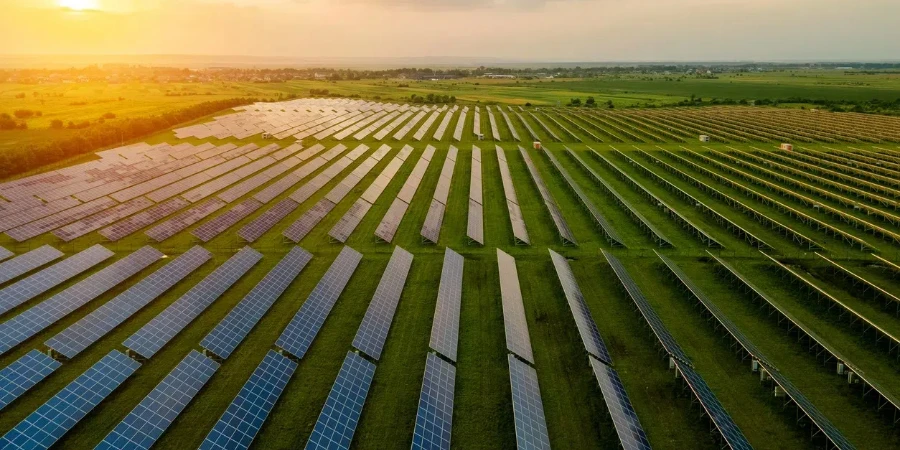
588;357;651;450
199;350;298;450
276;246;362;359
429;248;464;362
201;247;313;359
96;351;220;450
123;247;262;359
0;350;61;411
0;246;162;356
411;353;456;450
0;350;141;450
305;351;376;450
0;246;13;262
508;355;551;450
0;244;114;316
674;360;752;450
45;246;212;359
0;245;63;285
548;250;612;365
352;246;413;360
497;249;534;364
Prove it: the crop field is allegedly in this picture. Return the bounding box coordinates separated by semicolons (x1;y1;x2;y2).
1;99;900;450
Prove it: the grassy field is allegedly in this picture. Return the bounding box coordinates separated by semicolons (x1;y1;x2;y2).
1;92;900;450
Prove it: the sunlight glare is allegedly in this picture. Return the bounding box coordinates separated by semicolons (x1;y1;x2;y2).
59;0;100;11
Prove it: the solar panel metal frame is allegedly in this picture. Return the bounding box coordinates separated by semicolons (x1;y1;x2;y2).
411;353;456;450
0;350;62;411
46;246;212;359
507;354;551;450
95;351;219;450
305;351;376;450
275;246;363;359
0;245;114;316
428;248;464;362
123;247;262;359
548;250;612;364
201;247;313;359
199;350;297;450
0;350;141;450
352;247;414;360
0;246;163;356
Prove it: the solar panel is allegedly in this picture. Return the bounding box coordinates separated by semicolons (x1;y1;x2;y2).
429;248;464;362
0;350;62;411
0;245;63;286
0;350;140;450
508;355;551;450
497;249;535;364
123;247;262;359
602;250;692;366
238;198;300;243
421;200;446;244
192;198;263;242
0;244;114;316
519;147;577;245
6;196;119;242
466;199;484;245
352;246;413;360
201;247;313;359
548;250;612;364
305;351;376;450
199;350;298;450
96;351;220;450
328;199;372;243
588;358;651;450
45;246;211;359
276;246;363;359
374;198;409;243
282;200;336;243
411;353;456;450
674;360;752;450
100;197;190;241
145;198;227;242
499;108;521;141
495;147;530;245
52;197;155;242
0;246;12;261
0;246;162;356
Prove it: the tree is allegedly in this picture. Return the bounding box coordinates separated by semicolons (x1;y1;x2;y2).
569;98;582;106
585;96;596;106
50;119;63;129
606;100;615;109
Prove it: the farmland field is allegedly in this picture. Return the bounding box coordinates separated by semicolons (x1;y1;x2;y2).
0;96;899;450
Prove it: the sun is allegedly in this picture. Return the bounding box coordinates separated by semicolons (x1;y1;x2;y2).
59;0;100;11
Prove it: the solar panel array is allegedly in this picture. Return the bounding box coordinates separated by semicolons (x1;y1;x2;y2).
411;353;457;450
238;198;299;243
394;110;427;140
545;148;625;247
453;107;468;142
508;354;551;450
588;358;651;450
414;109;443;141
486;106;501;141
252;144;329;203
429;248;464;362
192;198;263;242
519;147;577;245
433;107;457;141
0;246;12;261
96;351;220;450
601;250;692;365
496;146;530;245
421;146;457;244
497;249;535;364
123;247;262;359
45;246;211;359
145;198;226;242
467;146;485;245
548;250;612;364
199;350;298;450
499;107;522;141
0;245;63;285
328;146;413;242
0;350;141;450
99;197;190;242
0;246;162;356
52;197;154;242
673;360;753;450
375;146;435;242
201;247;313;359
305;351;376;450
352;246;413;360
276;246;363;359
0;244;113;316
0;350;62;411
514;111;540;141
5;196;119;242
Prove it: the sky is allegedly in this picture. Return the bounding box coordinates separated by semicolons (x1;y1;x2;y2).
1;0;899;62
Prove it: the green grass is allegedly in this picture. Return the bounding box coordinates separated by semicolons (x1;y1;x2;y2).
1;100;900;450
